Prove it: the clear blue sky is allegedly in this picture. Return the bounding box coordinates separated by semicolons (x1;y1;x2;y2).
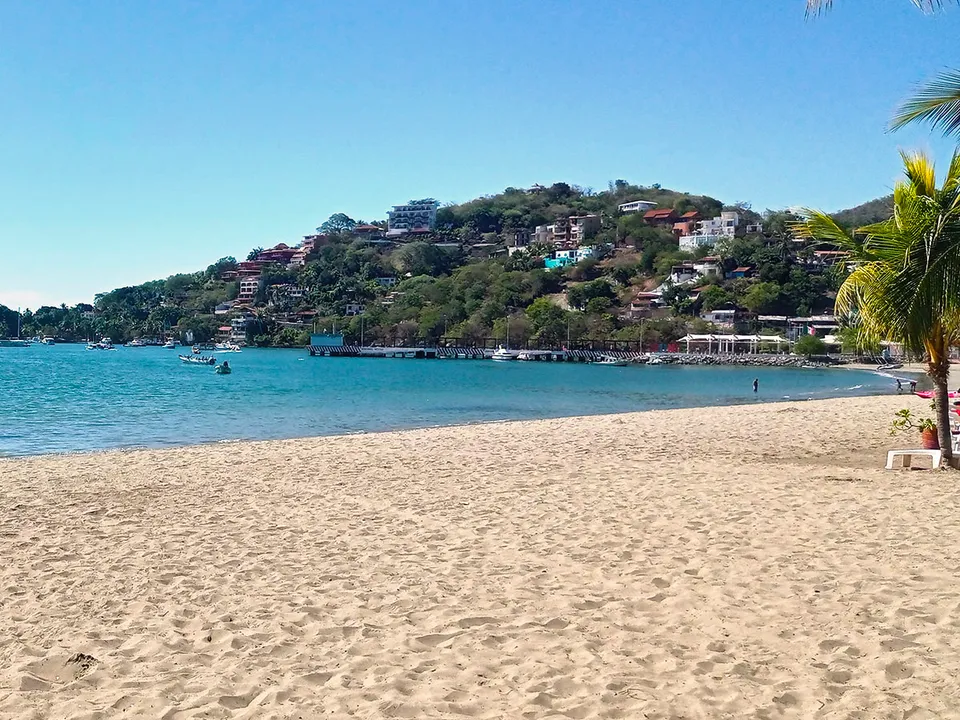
2;0;959;308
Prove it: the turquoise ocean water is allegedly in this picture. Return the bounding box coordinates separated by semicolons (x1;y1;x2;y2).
0;344;892;457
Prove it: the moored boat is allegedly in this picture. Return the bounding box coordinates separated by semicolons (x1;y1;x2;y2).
0;339;29;348
491;346;515;362
593;355;627;367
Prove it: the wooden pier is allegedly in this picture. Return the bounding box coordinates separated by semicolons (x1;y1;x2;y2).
307;345;643;362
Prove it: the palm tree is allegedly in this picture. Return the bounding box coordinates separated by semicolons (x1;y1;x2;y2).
796;150;960;461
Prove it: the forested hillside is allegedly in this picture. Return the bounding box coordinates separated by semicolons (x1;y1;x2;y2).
1;180;867;348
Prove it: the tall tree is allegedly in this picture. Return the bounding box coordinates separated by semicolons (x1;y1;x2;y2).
797;150;960;462
319;213;357;234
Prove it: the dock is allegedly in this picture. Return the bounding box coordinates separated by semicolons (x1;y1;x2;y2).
307;345;644;362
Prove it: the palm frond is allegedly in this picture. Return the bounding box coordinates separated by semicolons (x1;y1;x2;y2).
891;69;960;136
900;150;938;197
807;0;954;16
790;211;859;250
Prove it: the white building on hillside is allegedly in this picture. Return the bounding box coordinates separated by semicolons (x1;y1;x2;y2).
679;211;741;250
238;276;261;302
618;199;657;214
387;199;440;236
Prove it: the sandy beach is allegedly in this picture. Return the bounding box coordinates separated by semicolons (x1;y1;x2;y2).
3;394;960;718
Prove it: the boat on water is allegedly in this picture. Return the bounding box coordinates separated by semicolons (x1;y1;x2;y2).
214;343;242;352
41;337;55;345
646;355;665;365
86;338;115;350
0;339;30;348
180;354;216;366
593;355;627;367
491;345;515;361
162;339;176;349
126;338;148;347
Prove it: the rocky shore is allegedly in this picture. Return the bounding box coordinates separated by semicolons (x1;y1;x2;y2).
637;352;839;368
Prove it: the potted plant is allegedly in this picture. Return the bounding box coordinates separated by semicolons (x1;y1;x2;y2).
891;408;939;449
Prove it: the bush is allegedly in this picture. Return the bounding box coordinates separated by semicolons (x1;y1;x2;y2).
793;334;826;357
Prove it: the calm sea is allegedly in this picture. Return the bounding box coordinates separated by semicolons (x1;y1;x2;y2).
0;344;891;456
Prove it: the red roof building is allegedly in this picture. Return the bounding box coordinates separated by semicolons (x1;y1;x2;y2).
643;208;679;225
257;243;298;264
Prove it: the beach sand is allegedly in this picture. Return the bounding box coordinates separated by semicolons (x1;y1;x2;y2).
3;394;960;718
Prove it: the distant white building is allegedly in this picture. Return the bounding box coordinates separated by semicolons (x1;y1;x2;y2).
344;303;366;316
387;199;440;237
534;214;601;246
693;257;722;278
238;277;261;302
617;199;657;215
679;211;741;250
229;316;249;344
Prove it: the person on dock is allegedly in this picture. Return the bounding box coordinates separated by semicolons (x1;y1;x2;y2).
753;378;759;393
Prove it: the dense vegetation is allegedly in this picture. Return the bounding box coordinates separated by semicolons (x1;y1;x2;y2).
0;180;896;348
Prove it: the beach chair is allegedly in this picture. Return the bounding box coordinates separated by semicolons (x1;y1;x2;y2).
886;449;942;470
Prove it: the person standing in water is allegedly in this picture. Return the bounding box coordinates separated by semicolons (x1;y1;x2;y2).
753;378;759;393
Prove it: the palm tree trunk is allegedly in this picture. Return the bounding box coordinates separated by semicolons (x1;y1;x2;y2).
928;347;954;464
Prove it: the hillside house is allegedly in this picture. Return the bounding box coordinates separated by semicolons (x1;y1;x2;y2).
545;246;598;269
643;208;679;226
618;199;657;215
257;243;298;265
238;277;261;302
693;257;722;278
669;263;697;285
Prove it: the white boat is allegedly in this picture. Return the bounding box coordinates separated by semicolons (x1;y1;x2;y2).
126;338;148;347
163;340;176;349
214;342;242;352
593;355;627;367
179;354;216;366
491;345;515;361
41;337;55;345
0;339;29;347
86;338;115;350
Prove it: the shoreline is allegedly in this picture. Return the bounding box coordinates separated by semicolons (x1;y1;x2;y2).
1;376;893;460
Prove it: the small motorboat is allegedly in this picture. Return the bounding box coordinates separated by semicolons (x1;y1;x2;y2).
41;337;55;345
126;338;148;347
163;340;176;349
180;354;216;366
593;355;627;367
214;343;242;352
491;346;515;361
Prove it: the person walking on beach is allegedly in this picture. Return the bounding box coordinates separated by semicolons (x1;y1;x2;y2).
910;380;917;393
896;378;903;392
753;378;759;393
